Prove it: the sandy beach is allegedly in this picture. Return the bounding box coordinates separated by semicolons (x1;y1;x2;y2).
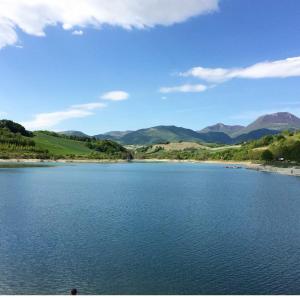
136;159;300;176
245;163;300;177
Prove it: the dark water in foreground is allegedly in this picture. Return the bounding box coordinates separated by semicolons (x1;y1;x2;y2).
1;162;300;294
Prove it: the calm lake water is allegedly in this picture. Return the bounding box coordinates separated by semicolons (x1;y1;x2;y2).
1;162;300;294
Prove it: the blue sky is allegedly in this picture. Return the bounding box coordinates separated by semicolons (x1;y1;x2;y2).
0;0;300;134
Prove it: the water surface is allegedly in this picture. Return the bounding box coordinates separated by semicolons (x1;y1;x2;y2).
1;162;300;294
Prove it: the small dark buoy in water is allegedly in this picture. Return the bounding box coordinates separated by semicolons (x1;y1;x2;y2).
70;288;77;295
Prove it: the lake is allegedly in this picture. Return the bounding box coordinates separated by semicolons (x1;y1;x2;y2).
1;162;300;294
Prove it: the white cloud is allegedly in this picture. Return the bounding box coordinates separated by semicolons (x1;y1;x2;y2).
0;20;18;49
159;83;208;93
72;30;83;36
101;90;129;101
0;111;8;118
182;56;300;82
0;0;219;49
71;102;106;110
22;101;106;130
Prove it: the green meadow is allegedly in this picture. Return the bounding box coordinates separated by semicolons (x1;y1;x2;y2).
33;132;93;156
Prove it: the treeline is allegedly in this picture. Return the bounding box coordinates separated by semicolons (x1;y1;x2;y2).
0;120;33;137
0;128;35;147
37;130;95;142
267;133;300;162
134;146;261;161
135;146;210;160
134;130;300;163
0;128;50;159
87;139;133;160
241;131;300;162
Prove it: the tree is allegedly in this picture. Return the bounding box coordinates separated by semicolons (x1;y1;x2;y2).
261;149;273;162
0;120;33;137
288;141;300;162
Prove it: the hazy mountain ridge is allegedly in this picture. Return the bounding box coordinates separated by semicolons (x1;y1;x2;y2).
59;130;89;138
117;127;280;145
59;112;300;145
119;125;205;145
199;123;245;137
233;128;280;143
240;112;300;134
104;130;133;138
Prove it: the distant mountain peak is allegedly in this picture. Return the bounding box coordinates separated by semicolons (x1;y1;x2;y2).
199;123;245;137
59;130;89;137
256;112;299;122
104;130;132;138
249;111;300;125
242;112;300;134
91;111;300;145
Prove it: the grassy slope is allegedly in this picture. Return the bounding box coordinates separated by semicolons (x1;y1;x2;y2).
153;142;207;151
33;132;93;155
251;132;300;152
151;142;240;152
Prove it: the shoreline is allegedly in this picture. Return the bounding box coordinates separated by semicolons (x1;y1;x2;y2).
1;158;300;177
245;163;300;177
133;158;254;166
0;158;253;164
0;158;127;164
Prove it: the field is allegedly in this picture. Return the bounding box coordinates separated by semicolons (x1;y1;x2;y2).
152;142;240;152
33;132;93;156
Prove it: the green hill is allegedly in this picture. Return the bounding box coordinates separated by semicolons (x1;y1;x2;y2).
95;123;283;145
0;120;131;160
119;125;209;145
2;119;300;163
0;128;48;159
0;119;33;137
134;130;300;163
33;131;131;159
250;130;300;163
33;131;93;156
116;125;276;145
58;130;89;138
233;128;279;144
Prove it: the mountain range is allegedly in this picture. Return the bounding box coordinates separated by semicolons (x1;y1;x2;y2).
59;130;89;138
199;123;245;137
60;112;300;145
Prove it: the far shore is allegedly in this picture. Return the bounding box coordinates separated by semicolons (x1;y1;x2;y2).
1;158;300;177
0;158;127;164
135;159;300;176
0;158;255;166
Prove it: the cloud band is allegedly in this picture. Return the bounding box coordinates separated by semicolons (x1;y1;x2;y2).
0;0;219;49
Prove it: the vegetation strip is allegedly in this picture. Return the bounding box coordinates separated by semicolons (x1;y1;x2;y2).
1;120;300;175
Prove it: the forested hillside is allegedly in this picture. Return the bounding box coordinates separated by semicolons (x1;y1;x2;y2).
134;130;300;163
0;121;131;160
1;119;300;164
0;127;48;159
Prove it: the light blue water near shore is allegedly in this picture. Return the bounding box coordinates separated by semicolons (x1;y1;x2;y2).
1;162;300;294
